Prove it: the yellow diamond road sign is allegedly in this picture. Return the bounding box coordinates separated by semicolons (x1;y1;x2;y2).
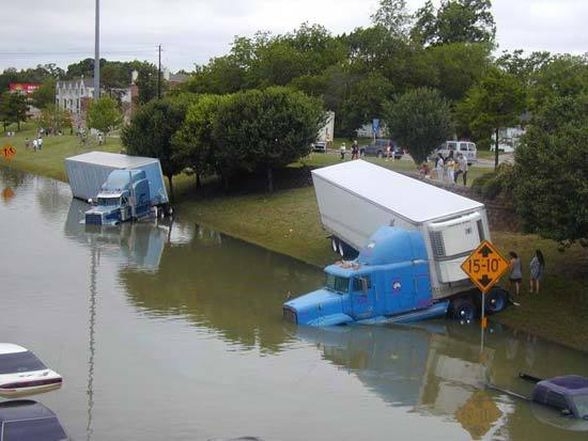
461;240;510;293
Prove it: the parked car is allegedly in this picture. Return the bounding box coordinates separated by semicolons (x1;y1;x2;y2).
0;343;63;398
0;399;68;440
430;140;477;165
360;139;403;159
311;141;327;153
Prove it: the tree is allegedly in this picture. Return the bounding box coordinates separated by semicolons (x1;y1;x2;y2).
173;94;229;187
86;96;123;137
121;96;193;200
0;92;28;131
411;0;496;46
421;42;491;101
37;104;72;133
134;64;161;104
212;87;324;192
31;78;57;109
338;72;395;139
371;0;413;39
383;87;453;164
457;67;526;167
513;96;588;245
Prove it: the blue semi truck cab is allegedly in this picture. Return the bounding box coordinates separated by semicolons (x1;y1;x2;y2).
284;225;510;326
284;227;454;326
85;170;153;226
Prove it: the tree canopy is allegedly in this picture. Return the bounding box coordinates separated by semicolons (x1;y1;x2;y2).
383;87;453;164
86;96;123;137
511;96;588;245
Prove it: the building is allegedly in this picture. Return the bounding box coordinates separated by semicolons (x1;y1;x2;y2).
55;77;136;129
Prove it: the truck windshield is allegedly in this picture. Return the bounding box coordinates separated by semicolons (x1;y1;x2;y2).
97;197;120;206
325;274;349;293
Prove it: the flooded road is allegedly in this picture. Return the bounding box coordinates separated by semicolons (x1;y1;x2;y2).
1;165;587;441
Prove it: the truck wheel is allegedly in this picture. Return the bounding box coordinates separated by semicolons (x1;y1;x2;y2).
451;297;477;324
377;151;383;158
485;287;509;314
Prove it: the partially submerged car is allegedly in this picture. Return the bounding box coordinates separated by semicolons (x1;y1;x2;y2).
0;399;68;440
489;373;588;423
531;374;588;419
0;343;63;398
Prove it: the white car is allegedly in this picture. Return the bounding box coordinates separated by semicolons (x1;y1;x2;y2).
0;343;63;398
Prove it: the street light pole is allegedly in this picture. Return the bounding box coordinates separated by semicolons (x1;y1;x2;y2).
94;0;100;100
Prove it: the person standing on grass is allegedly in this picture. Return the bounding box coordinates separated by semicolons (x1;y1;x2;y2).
509;251;522;296
458;153;468;185
529;249;545;294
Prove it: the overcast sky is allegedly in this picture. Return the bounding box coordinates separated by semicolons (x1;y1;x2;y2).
1;0;586;73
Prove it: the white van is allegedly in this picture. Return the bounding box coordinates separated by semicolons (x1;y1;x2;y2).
433;140;477;165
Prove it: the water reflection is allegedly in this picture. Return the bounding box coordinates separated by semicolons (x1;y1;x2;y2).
295;322;588;439
64;198;170;271
120;224;324;353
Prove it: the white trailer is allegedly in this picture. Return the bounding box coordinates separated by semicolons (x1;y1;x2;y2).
65;151;169;205
311;160;491;300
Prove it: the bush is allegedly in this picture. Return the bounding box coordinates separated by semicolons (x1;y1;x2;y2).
471;163;515;200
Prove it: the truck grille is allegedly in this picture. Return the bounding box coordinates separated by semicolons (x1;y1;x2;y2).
85;213;103;225
282;307;297;324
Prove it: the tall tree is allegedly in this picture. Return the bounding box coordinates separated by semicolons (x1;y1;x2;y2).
412;0;496;46
371;0;413;39
513;96;588;245
173;94;229;187
31;78;57;109
86;96;123;137
383;87;453;164
121;96;193;200
457;67;526;167
0;91;28;131
213;87;323;192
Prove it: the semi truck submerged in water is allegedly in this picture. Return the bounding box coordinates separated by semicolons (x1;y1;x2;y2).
283;160;510;326
65;151;170;226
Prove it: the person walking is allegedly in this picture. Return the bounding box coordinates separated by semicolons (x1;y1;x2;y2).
435;153;444;181
339;142;346;160
509;251;522;296
458;153;468;185
529;249;545;294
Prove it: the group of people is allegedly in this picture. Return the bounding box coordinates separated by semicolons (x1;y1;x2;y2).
24;136;44;151
508;249;546;296
340;140;362;160
434;151;468;185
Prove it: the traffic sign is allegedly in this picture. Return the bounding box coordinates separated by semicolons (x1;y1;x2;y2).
2;144;16;161
461;240;509;294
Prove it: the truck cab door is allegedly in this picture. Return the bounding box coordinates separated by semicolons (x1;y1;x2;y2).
350;276;375;320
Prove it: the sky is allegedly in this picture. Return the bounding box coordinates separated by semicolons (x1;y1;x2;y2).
1;0;587;73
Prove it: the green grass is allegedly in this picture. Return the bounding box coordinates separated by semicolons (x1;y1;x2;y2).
3;127;587;352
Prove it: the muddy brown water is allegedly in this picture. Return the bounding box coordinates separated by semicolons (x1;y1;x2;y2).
1;166;587;441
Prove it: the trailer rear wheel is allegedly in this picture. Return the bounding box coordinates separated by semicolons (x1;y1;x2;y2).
451;297;477;324
485;287;509;314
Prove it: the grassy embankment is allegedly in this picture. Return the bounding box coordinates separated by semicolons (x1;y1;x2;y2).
3;128;587;352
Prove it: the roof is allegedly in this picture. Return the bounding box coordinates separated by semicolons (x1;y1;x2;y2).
65;151;159;169
0;400;56;421
0;343;27;355
311;160;483;224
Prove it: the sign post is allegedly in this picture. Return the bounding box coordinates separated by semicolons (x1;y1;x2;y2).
460;240;510;328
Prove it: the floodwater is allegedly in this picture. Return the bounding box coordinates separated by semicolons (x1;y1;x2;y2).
1;165;587;441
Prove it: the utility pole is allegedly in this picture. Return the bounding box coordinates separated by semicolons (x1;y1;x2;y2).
157;44;162;99
93;0;100;100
